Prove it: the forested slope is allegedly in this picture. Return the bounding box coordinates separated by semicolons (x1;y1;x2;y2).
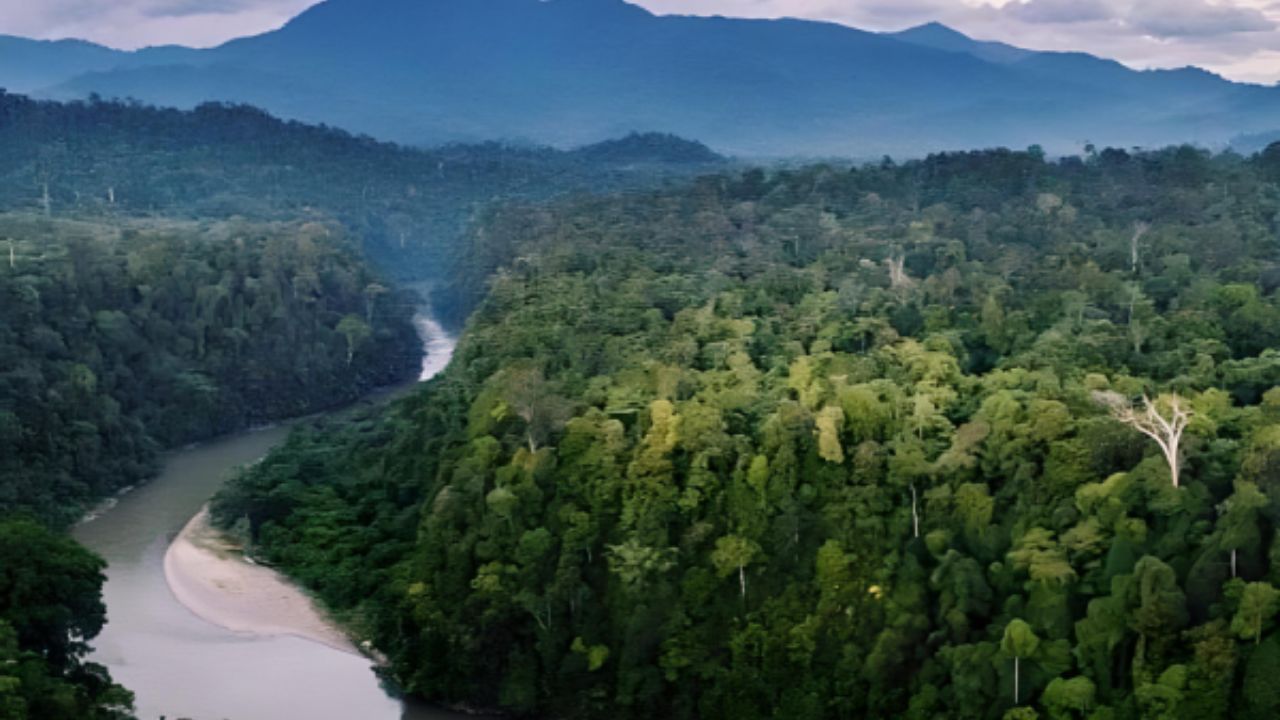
0;92;725;311
218;144;1280;718
0;214;419;526
0;92;728;521
0;95;726;718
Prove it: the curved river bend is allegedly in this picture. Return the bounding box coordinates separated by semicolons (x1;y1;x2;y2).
73;309;466;720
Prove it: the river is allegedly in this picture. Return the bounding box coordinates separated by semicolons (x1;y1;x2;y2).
72;307;468;720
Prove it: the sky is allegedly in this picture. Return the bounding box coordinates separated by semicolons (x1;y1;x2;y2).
1;0;1278;84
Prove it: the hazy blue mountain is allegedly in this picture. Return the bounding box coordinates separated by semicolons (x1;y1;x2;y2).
0;36;127;94
573;132;724;165
10;0;1280;156
0;35;206;94
890;22;1032;65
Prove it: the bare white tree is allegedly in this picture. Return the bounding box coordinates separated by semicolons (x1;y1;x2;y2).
1099;393;1193;488
910;482;921;539
885;255;915;291
1130;221;1151;274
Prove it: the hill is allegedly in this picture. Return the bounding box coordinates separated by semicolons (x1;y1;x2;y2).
214;144;1280;719
5;0;1280;156
0;92;725;310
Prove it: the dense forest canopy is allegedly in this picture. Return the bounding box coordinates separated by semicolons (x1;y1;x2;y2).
216;142;1280;719
0;213;419;527
0;92;728;527
0;92;726;308
0;94;726;719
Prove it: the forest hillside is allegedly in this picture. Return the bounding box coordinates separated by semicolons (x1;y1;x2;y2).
217;143;1280;719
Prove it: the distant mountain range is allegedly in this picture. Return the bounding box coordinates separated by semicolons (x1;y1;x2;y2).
3;0;1279;157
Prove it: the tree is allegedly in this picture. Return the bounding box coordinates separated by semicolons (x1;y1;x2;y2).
1218;481;1267;579
1102;394;1193;488
502;367;572;453
1232;582;1280;645
1135;665;1186;720
1242;635;1280;719
814;405;846;463
1127;557;1188;671
1009;528;1076;586
1001;619;1041;704
0;520;107;670
1041;676;1095;720
336;314;372;365
711;535;761;601
606;540;676;594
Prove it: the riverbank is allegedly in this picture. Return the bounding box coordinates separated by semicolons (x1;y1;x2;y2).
164;507;359;656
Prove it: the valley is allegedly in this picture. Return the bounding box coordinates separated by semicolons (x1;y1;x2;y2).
71;306;463;720
4;2;1280;718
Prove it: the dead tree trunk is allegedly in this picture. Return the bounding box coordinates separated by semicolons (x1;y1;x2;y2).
910;483;921;539
1107;394;1193;488
886;255;914;291
1130;222;1151;274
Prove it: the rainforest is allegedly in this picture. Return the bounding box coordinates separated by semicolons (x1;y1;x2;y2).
214;144;1280;719
5;39;1280;720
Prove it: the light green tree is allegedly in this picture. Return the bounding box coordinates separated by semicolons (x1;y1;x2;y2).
336;314;371;365
711;534;761;600
1001;619;1041;704
1232;582;1280;645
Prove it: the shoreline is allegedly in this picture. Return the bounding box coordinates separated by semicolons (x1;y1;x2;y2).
163;507;362;657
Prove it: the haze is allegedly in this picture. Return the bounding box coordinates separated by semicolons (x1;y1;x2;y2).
2;0;1278;84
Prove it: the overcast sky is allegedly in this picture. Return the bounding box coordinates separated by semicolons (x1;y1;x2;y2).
2;0;1278;84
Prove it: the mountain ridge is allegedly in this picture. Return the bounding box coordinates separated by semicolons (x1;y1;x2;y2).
3;0;1278;156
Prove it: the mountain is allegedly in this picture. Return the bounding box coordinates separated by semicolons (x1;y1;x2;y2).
7;0;1280;156
0;36;126;94
891;21;1032;65
573;132;724;165
0;35;204;94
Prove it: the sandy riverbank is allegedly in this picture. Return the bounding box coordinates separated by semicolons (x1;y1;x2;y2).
164;507;359;656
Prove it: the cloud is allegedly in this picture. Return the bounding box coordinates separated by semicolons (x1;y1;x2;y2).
1003;0;1115;25
1125;0;1275;38
0;0;320;48
141;1;272;18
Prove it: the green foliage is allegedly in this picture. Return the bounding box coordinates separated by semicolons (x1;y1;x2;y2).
1231;582;1280;644
0;215;418;526
0;94;724;326
0;521;132;719
214;147;1280;718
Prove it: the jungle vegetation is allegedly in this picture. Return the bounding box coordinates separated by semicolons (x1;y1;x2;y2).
0;94;724;718
0;91;726;325
216;142;1280;719
0;214;420;528
0;519;133;719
